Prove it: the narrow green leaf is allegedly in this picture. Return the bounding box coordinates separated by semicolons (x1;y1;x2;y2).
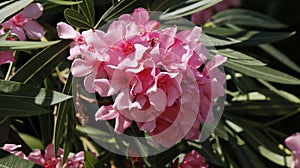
224;60;300;85
211;9;287;29
54;74;73;158
0;97;49;117
84;151;98;168
0;149;43;168
19;133;44;150
0;79;72;106
259;44;300;73
80;0;95;27
64;8;92;29
37;0;82;5
0;40;61;51
0;0;33;23
94;0;138;29
259;146;291;166
218;49;266;66
159;0;222;20
203;27;295;46
151;0;180;11
10;40;72;85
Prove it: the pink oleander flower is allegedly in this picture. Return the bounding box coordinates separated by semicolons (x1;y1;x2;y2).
285;132;300;168
1;144;27;159
64;8;226;147
1;3;45;41
0;28;15;66
191;0;241;25
2;144;85;168
180;150;208;168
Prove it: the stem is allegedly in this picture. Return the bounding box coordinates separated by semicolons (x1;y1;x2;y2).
4;62;13;80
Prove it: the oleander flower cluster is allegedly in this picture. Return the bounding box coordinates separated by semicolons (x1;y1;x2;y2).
58;8;226;146
1;144;84;168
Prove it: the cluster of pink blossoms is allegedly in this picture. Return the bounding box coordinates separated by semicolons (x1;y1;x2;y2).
2;144;84;168
58;8;226;146
0;3;45;66
285;132;300;168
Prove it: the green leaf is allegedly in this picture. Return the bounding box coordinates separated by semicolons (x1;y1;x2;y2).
258;146;291;167
0;40;61;51
64;8;91;29
84;151;98;168
217;49;266;66
94;0;138;29
203;27;295;46
151;0;180;11
159;0;222;20
259;44;300;73
0;0;33;23
0;79;71;106
54;74;73;158
224;60;300;85
80;0;95;27
19;133;44;150
0;97;49;117
10;40;72;85
38;0;82;5
0;149;43;168
210;9;287;29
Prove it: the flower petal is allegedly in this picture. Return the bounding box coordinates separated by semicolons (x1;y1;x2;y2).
57;22;77;39
0;51;15;66
11;27;26;41
149;88;166;111
23;21;45;40
70;59;92;77
20;3;43;19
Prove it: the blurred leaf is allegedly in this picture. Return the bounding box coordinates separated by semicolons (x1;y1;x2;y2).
95;0;138;28
84;151;98;168
0;79;72;106
151;0;179;11
159;0;222;20
0;0;33;23
259;44;300;73
211;9;287;29
80;0;95;27
0;97;49;117
258;146;291;167
201;33;241;46
258;79;300;103
0;149;42;168
54;74;73;157
19;133;44;150
224;60;300;85
226;101;298;117
217;49;266;66
0;40;60;51
203;27;295;46
10;40;71;85
64;8;91;29
38;0;82;5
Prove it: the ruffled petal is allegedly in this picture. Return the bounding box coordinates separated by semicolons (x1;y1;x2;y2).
20;3;43;19
11;27;26;41
70;59;92;77
57;22;77;39
23;20;45;40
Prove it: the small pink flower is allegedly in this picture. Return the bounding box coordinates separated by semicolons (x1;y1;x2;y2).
1;3;45;40
191;0;241;25
181;150;208;168
285;133;300;168
0;28;15;66
1;144;27;159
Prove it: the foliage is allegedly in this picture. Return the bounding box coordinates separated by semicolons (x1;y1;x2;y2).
0;0;299;167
